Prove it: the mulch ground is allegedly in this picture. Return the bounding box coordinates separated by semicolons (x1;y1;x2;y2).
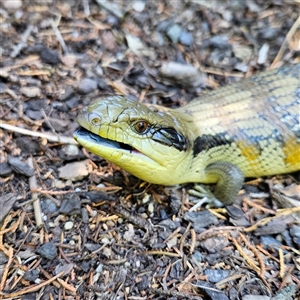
0;1;299;299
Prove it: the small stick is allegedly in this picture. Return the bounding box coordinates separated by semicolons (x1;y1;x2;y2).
28;157;44;228
0;122;77;145
271;16;300;68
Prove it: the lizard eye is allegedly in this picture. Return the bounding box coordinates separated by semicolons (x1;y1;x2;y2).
133;120;149;134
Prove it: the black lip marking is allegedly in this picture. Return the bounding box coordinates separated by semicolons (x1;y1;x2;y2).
74;127;133;151
193;133;232;157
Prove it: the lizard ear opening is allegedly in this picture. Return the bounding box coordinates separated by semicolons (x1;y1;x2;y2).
152;127;189;151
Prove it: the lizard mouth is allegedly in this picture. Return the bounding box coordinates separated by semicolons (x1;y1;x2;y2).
74;127;141;154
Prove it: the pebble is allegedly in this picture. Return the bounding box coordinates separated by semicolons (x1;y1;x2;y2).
95;264;103;273
242;296;270;300
0;251;8;264
2;0;22;10
204;269;231;283
102;247;112;258
60;54;77;68
40;46;61;65
60;144;79;156
160;61;206;88
0;162;13;177
78;78;98;94
132;0;145;12
58;86;74;101
64;221;74;230
200;236;229;254
184;210;218;233
233;45;252;62
54;263;74;276
24;269;39;282
179;31;193;46
290;224;300;247
59;193;81;215
257;43;269;65
7;156;34;177
16;136;41;154
142;193;151;204
148;202;154;214
81;208;89;224
20;86;41;98
191;251;203;263
58;160;89;181
36;242;57;260
166;24;182;44
84;243;101;252
40;199;58;214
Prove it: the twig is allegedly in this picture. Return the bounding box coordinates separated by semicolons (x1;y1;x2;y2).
0;122;77;145
28;157;44;228
0;271;64;298
11;24;34;58
50;18;69;54
271;16;300;68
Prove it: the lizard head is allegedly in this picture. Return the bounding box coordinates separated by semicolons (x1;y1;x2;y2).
73;96;193;185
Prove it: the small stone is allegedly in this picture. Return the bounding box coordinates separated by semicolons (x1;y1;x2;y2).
101;237;110;244
257;43;269;65
95;264;103;273
179;31;193;46
42;117;68;132
0;251;8;264
16;137;41;154
166;24;182;44
84;243;101;252
55;263;74;276
36;242;57;260
26;99;47;110
132;0;145;12
184;210;218;232
61;54;77;68
81;208;89;224
7;156;34;177
58;160;89;181
41;199;58;214
148;202;154;214
40;47;61;65
3;0;22;10
59;193;81;215
124;224;135;242
166;237;177;248
204;269;231;283
24;269;39;282
200;236;229;254
61;144;79;156
233;45;252;62
160;61;206;88
102;246;112;258
58;86;74;101
0;163;13;177
142;193;151;204
25;109;43;120
191;251;203;263
95;65;103;76
52;179;67;189
64;221;74;230
20;86;41;98
243;296;270;300
78;78;98;94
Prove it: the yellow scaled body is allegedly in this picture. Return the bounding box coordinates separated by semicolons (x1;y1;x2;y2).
74;64;300;205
